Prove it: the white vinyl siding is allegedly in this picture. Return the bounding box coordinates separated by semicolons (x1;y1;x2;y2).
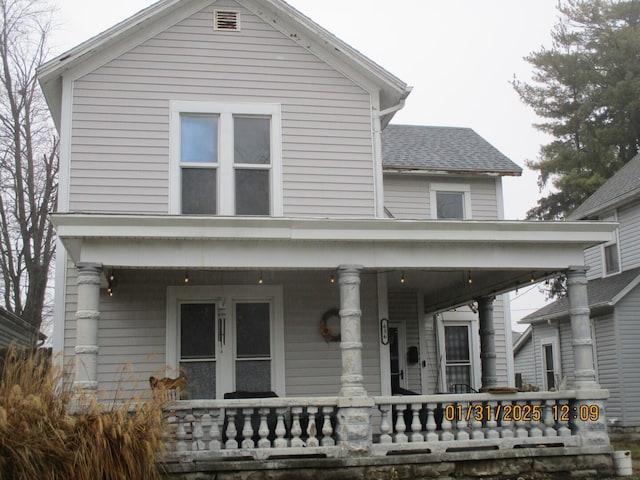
514;335;536;386
69;0;374;218
63;269;381;399
584;245;604;279
618;286;640;426
618;201;640;271
383;174;500;220
593;314;622;424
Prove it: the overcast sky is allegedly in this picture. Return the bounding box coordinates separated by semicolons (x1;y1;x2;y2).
50;0;562;326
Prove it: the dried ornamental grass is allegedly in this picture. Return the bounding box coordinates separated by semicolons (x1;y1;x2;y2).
0;346;167;480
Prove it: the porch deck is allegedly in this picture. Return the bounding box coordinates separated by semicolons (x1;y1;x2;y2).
162;390;610;465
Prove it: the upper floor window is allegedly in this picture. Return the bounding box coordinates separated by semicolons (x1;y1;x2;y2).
430;183;471;219
601;213;620;276
170;101;283;216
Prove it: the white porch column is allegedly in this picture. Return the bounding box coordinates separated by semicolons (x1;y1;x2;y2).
337;265;373;454
566;266;598;389
338;265;367;398
567;266;609;447
478;296;498;390
74;262;102;392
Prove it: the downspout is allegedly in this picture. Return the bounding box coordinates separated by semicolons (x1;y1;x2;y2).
372;96;408;218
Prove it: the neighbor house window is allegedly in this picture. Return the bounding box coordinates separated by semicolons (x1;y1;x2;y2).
170;101;283;216
601;214;620;276
430;183;472;219
540;337;560;391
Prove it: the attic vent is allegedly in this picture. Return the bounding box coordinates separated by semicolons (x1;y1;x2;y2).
214;10;240;31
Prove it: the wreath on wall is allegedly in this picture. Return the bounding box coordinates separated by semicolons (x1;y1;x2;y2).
320;308;341;342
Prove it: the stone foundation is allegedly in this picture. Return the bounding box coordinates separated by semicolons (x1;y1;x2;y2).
163;447;615;480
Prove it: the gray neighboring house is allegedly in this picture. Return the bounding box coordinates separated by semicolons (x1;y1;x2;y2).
516;153;640;430
0;306;44;348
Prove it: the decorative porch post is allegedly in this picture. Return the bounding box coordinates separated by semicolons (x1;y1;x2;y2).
478;296;498;390
336;265;373;453
74;263;102;394
566;266;609;446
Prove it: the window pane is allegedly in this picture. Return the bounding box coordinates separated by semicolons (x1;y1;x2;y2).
446;365;471;390
605;243;620;274
180;303;216;359
234;116;270;165
182;168;216;214
236;303;270;358
235;360;271;392
436;192;464;219
181;114;218;163
181;361;216;399
445;326;470;362
235;169;270;215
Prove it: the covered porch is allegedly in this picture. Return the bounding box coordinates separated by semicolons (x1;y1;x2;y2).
53;214;616;475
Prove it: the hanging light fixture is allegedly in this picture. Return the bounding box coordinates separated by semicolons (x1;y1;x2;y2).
467;271;473;284
400;271;406;285
184;270;190;284
258;271;264;285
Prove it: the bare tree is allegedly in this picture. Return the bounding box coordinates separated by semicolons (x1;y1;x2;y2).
0;0;58;339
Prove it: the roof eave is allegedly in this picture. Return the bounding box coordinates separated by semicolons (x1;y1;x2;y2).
569;189;640;220
383;167;523;177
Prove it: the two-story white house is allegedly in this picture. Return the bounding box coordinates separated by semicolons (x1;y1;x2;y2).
516;152;640;433
39;0;618;477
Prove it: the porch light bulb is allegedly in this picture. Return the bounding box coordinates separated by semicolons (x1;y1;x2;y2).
330;274;335;284
258;273;264;285
468;272;473;284
530;272;535;284
107;287;113;297
109;272;115;282
400;272;405;284
184;272;189;283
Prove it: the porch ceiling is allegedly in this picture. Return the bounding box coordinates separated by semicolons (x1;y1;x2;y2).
52;214;616;313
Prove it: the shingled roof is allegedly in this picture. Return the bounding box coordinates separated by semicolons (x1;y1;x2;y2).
569;153;640;220
382;124;522;176
522;267;640;323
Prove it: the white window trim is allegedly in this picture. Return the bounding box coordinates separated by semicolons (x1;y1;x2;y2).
436;311;480;393
429;182;472;220
169;100;283;216
166;285;285;397
540;335;561;391
601;229;621;277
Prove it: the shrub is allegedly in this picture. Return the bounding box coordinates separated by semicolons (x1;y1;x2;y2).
0;346;166;480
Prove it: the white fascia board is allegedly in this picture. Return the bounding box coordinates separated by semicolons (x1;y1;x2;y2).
38;0;213;125
50;214;618;247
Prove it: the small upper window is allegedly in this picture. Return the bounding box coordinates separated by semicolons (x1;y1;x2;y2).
604;243;620;275
436;192;464;219
601;213;620;276
430;183;471;220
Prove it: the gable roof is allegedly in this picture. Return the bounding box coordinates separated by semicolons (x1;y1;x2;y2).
38;0;411;129
521;267;640;323
512;326;532;355
382;125;522;176
568;153;640;220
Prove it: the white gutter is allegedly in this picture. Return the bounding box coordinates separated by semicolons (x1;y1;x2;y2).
372;95;409;217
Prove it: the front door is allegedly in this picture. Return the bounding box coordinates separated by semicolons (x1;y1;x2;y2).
170;285;283;399
389;323;407;394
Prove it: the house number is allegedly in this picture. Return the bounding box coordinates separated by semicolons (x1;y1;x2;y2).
380;318;389;345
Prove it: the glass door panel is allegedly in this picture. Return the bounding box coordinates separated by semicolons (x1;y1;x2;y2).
234;302;271;392
180;303;216;399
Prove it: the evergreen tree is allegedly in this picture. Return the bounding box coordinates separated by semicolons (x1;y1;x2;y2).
514;0;640;219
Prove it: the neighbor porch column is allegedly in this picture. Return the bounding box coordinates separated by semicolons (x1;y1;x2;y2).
337;265;373;454
566;266;598;390
567;266;609;447
478;296;498;390
74;263;102;393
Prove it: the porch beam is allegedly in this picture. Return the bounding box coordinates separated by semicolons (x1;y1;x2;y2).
74;262;102;392
478;297;498;390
